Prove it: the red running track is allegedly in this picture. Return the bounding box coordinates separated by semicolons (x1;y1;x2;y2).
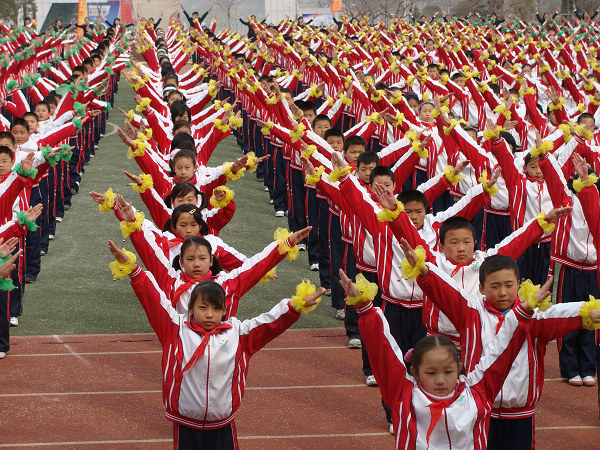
0;328;598;449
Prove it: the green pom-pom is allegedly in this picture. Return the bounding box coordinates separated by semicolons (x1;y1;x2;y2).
0;277;16;291
73;117;83;131
13;163;38;179
41;145;61;166
40;62;52;70
104;103;112;112
104;67;115;75
73;101;86;117
6;80;19;91
16;210;38;231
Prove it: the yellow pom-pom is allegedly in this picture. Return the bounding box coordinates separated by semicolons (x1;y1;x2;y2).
209;186;234;209
290;123;306;143
377;200;404;222
135;97;151;112
573;124;593;140
444;165;465;186
518;279;552;311
266;94;281;105
261;121;274;135
305;166;324;186
245;151;259;173
580;295;600;329
370;90;384;102
109;250;137;280
290;279;321;313
213;119;229;132
479;170;499;197
259;267;277;284
411;139;428;159
400;245;427;280
129;174;153;193
309;84;323;98
443;119;459;136
366;112;385;125
222;163;245;181
125;109;135;123
548;97;567;111
494;104;511;120
483;127;505;141
127;140;148;159
339;93;352;106
120;211;144;240
301;144;317;159
572;174;599;192
99;188;117;212
537;211;556;234
530;140;553;157
274;227;298;261
328;165;351;182
229;115;243;130
346;273;379;305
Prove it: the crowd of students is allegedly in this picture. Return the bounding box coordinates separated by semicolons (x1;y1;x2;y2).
3;6;600;449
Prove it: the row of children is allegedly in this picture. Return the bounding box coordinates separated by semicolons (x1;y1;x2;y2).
63;8;600;449
0;20;134;357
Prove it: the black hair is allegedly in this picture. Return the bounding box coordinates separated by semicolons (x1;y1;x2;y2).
173;119;191;134
500;131;517;152
35;101;50;112
369;165;394;185
297;100;316;114
479;254;520;284
397;189;427;209
170;134;196;152
324;128;344;141
169;149;197;177
577;112;595;125
23;112;38;122
188;280;226;316
404;93;419;103
0;145;14;161
173;236;222;275
439;216;476;245
524;152;538;167
343;135;366;152
426;63;440;70
312;114;331;127
169;203;209;236
164;72;179;84
0;131;15;146
170;100;191;122
410;335;460;373
166;89;185;103
10;118;29;133
164;181;207;209
43;95;58;106
356;151;379;168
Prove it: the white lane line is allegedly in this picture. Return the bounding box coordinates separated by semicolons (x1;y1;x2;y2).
537;426;600;430
52;335;91;367
9;346;345;357
102;121;118;137
0;385;367;398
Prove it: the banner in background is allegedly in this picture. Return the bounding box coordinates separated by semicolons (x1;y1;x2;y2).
76;0;87;35
331;0;342;13
303;13;334;27
87;1;121;24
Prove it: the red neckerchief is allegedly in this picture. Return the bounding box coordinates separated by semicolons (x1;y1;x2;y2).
448;257;474;277
422;381;466;449
167;237;184;249
0;173;11;184
172;271;216;307
483;298;519;333
174;174;197;185
181;317;232;373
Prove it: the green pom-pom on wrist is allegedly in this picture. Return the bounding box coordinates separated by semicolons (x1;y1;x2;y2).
41;145;61;166
104;103;112;112
16;210;38;231
0;277;16;291
6;80;19;91
104;67;114;75
73;102;87;117
73;117;83;131
13;163;38;179
60;144;73;162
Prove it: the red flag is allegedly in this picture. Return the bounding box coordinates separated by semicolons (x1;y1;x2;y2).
331;0;342;13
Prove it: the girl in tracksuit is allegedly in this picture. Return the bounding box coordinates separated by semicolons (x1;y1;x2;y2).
107;241;324;449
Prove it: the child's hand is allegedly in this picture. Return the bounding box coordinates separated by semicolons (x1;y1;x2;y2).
339;269;359;297
0;249;22;279
572;152;589;181
19;152;35;173
108;240;131;263
89;191;107;204
303;287;327;309
486;167;502;189
213;188;225;202
0;237;18;259
545;206;573;222
117;128;136;149
124;121;138;139
399;238;429;277
115;194;135;222
300;156;316;175
231;155;248;173
372;182;398;210
503;120;518;131
522;276;554;311
124;170;143;185
331;152;346;170
452;160;470;176
289;226;312;245
24;204;43;222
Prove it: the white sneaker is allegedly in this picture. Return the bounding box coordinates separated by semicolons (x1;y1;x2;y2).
389;423;394;435
365;375;377;386
269;199;274;204
264;187;269;192
9;317;18;326
348;338;361;349
582;376;597;386
49;235;55;240
297;243;306;251
335;308;345;320
569;375;583;386
0;351;6;359
56;217;63;223
309;263;319;271
275;210;285;217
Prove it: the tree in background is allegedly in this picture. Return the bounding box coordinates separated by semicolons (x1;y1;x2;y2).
215;0;239;29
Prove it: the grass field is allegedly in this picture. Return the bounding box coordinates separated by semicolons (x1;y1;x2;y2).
12;79;342;336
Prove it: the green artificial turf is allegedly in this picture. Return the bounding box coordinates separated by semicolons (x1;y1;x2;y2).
12;79;342;336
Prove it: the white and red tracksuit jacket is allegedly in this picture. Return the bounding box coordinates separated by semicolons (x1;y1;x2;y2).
356;297;532;449
418;263;587;419
129;266;300;430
